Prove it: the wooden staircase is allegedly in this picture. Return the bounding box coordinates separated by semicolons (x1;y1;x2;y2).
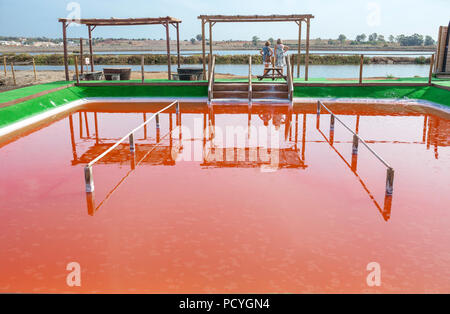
208;55;294;105
212;83;289;100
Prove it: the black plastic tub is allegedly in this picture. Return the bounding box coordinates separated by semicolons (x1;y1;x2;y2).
176;67;203;80
103;68;132;80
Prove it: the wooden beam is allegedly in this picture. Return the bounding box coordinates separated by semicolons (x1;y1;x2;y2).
80;38;84;74
305;18;310;81
294;82;429;87
197;14;315;23
10;62;16;85
88;25;94;72
359;54;364;84
62;21;69;81
428;53;434;85
165;21;172;80
76;81;208;87
32;58;37;81
432;83;450;91
176;23;181;69
209;21;213;63
141;55;145;83
297;20;301;78
58;17;182;26
201;19;206;80
0;83;74;108
74;55;79;84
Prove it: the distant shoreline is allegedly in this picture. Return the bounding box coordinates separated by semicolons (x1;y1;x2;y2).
0;45;435;54
3;53;432;66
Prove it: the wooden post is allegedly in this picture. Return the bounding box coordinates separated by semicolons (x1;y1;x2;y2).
62;21;69;81
88;25;94;72
165;21;172;80
32;58;37;81
80;38;84;74
359;54;364;84
428;54;434;85
297;20;302;78
11;62;16;85
291;59;294;79
74;55;80;84
3;56;6;76
305;18;310;81
209;22;213;62
208;53;212;80
176;23;181;69
201;19;206;80
141;55;145;83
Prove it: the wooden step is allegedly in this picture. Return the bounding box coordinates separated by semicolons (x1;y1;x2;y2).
252;83;288;92
252;91;289;99
213;83;248;91
213;91;249;99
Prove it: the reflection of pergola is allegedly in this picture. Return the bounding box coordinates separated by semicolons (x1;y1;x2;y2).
197;14;314;80
58;17;182;81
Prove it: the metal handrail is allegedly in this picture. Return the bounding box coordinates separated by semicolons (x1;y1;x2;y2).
317;100;394;195
286;55;294;103
248;55;252;104
84;100;180;192
208;55;216;103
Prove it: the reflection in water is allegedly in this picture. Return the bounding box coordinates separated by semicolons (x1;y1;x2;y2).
75;112;182;215
67;103;450;220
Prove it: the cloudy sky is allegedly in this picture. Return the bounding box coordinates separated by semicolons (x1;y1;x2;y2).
0;0;448;40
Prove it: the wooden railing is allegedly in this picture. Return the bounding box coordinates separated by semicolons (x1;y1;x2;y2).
207;54;216;103
248;56;252;103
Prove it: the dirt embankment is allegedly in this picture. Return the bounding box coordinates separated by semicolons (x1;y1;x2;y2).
0;70;246;92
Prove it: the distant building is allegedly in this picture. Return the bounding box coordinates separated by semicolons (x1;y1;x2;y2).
435;22;450;78
0;40;21;46
32;41;61;47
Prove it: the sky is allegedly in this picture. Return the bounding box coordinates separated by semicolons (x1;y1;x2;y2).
0;0;449;41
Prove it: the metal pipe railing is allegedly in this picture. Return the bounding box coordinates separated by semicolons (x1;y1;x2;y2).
84;100;180;193
285;55;294;104
317;100;394;195
208;55;216;104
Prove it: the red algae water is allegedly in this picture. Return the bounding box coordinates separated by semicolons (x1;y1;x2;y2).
0;101;449;293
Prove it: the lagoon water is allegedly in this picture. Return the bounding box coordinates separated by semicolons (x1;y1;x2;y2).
15;49;433;57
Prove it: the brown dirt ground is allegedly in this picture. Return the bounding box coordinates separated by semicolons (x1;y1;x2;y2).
0;70;248;92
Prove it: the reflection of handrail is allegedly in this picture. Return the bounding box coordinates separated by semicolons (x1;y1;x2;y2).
86;129;180;215
208;54;216;103
316;127;392;221
317;100;394;195
84;100;180;192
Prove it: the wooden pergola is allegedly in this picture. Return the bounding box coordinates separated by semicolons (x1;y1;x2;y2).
58;17;182;81
197;14;314;80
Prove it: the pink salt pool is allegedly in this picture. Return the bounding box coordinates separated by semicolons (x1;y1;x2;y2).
0;101;449;293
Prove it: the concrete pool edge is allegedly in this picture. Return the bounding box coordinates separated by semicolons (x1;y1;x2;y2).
0;83;449;131
2;95;450;140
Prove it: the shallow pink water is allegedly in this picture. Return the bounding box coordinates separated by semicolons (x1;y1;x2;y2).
0;102;449;293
